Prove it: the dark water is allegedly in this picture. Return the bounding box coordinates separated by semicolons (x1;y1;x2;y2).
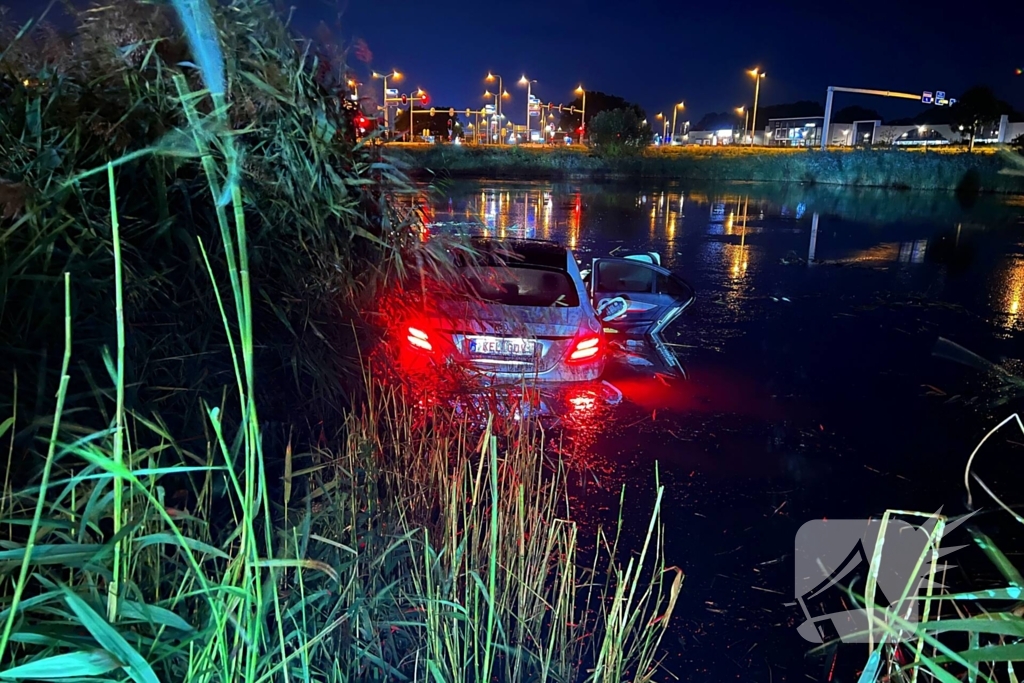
423;180;1024;682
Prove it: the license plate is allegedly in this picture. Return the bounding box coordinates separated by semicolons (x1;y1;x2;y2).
468;336;536;357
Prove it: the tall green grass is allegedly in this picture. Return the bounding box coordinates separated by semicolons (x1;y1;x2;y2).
0;1;681;681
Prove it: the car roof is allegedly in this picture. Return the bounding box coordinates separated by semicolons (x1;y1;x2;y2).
467;237;569;270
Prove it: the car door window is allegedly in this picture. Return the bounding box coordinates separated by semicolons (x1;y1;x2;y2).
595;260;655;294
656;272;691;300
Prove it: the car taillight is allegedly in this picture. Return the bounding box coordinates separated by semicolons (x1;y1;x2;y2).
407;326;432;352
567;334;602;362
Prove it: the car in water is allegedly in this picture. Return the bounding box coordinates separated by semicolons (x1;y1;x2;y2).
396;238;694;384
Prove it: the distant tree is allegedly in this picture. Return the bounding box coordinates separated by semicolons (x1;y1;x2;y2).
692;111;736;131
876;126;903;145
950;86;1005;150
832;105;882;123
557;91;644;137
587;108;652;149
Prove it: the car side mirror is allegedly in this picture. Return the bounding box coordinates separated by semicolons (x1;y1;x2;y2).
597;296;628;322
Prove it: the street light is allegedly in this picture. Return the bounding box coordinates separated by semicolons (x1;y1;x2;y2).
748;68;765;146
408;88;427;142
485;72;504;142
656;113;668;143
347;79;362;101
520;75;537;143
671;102;685;145
372;70;402;136
735;107;749;143
574;85;587;144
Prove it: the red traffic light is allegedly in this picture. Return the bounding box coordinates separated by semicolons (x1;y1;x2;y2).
401;94;408;105
420;93;429;105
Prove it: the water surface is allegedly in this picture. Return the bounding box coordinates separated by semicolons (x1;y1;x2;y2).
424;180;1024;682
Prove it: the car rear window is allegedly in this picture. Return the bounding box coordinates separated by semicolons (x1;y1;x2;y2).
463;266;580;307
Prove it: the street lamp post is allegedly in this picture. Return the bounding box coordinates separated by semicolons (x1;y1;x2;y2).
484;90;501;144
574;86;587;144
409;88;426;142
748;68;765;146
656;113;668;143
520;75;537;143
372;70;401;137
347;79;361;102
485;73;505;144
671;102;685;144
736;107;749;143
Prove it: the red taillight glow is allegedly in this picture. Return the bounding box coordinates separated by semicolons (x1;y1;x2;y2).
407;326;432;351
568;335;602;362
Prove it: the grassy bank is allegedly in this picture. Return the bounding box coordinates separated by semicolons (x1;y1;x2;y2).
389;143;1024;193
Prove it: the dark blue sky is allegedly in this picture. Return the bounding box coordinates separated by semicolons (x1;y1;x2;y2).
5;0;1022;123
291;0;1022;123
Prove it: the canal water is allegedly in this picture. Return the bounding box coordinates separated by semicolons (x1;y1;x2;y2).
423;180;1024;683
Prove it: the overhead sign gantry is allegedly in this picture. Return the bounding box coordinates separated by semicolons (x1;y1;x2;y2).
820;86;956;150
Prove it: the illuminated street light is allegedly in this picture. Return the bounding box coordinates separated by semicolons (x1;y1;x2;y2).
574;85;587;144
655;112;669;142
735;106;749;143
748;68;765;146
486;72;506;143
372;70;402;136
671;102;685;145
347;78;362;101
406;88;429;141
520;76;538;142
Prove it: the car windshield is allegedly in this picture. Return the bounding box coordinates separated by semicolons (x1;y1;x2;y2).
463;265;580;307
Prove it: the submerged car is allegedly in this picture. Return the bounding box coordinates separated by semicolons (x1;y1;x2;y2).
398;238;694;383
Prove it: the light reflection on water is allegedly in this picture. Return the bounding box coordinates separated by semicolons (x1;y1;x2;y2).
420;180;1024;681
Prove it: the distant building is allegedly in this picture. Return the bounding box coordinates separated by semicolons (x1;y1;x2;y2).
766;117;825;147
822;115;1024;147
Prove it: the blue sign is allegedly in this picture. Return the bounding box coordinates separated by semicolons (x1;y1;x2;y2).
936;91;945;101
921;91;933;104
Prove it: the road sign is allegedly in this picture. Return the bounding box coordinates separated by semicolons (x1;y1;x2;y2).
530;110;539;117
484;104;495;113
449;108;455;117
949;98;958;106
386;88;399;97
936;97;949;106
921;91;933;104
936;91;945;101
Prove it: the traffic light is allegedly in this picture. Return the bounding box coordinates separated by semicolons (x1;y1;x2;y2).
401;94;408;105
420;93;429;105
355;115;368;134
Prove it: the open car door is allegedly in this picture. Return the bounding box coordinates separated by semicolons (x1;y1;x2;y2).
589;257;695;335
609;333;688;379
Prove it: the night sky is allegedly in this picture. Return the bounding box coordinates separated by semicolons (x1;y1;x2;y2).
4;0;1022;123
288;0;1023;123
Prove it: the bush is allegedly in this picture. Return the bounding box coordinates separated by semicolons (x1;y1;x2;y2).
588;108;653;149
0;0;413;473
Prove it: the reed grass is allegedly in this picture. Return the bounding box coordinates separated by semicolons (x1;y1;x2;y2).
835;412;1024;683
0;1;681;681
390;143;1024;193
